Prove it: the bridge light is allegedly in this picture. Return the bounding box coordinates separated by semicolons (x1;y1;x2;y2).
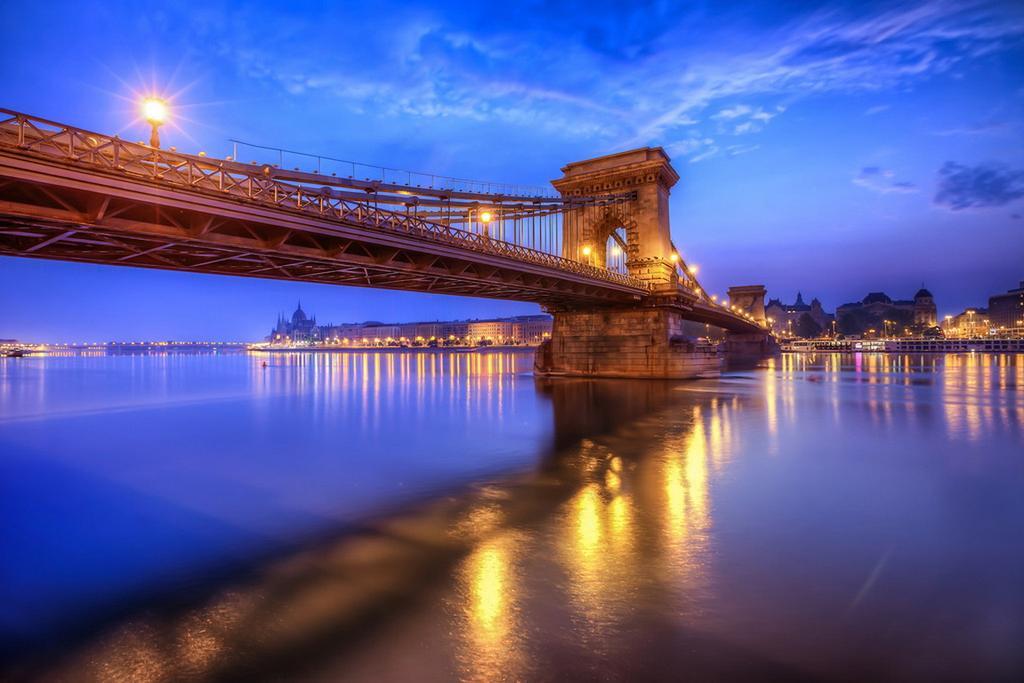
142;97;168;125
581;245;592;257
479;211;493;223
710;295;718;302
669;252;679;262
688;264;698;275
141;97;168;149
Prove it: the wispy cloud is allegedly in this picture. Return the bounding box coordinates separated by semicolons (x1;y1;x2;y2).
727;143;760;156
619;0;1024;147
864;104;890;116
931;119;1016;136
853;166;918;194
689;147;720;163
713;105;754;120
180;0;1024;158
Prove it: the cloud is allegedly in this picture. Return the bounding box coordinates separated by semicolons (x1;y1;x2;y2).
710;104;783;137
750;109;779;122
666;134;717;161
853;166;918;194
931;120;1016;136
933;162;1024;210
727;144;760;156
689;147;720;163
176;0;1024;156
713;105;753;120
864;104;890;115
621;0;1024;145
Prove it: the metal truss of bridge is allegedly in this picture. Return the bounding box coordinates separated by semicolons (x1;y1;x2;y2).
0;108;767;337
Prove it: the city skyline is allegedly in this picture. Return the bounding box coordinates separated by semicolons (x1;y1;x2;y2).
2;0;1023;340
10;280;1016;344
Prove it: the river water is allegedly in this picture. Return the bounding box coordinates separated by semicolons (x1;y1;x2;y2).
1;350;1022;681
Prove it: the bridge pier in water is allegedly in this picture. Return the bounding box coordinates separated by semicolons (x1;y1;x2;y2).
535;305;722;379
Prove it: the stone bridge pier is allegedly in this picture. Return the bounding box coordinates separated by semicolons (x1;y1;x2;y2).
534;148;722;379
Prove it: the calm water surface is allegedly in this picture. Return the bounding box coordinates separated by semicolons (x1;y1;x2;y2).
1;350;1022;681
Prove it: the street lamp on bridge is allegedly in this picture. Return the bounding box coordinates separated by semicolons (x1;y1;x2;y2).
141;97;168;149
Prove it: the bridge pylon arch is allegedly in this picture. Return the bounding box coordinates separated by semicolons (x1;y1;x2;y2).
552;147;680;291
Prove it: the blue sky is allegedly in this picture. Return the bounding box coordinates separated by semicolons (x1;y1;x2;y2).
1;0;1022;341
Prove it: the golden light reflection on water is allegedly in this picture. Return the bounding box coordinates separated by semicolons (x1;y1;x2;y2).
764;356;779;439
938;352;1022;442
684;410;709;524
453;506;527;682
561;479;638;640
653;405;713;582
551;402;726;644
763;352;1023;443
248;350;525;432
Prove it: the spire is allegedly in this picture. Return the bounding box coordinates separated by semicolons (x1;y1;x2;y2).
795;291;805;306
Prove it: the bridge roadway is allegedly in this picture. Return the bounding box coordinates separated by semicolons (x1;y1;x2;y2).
0;109;762;333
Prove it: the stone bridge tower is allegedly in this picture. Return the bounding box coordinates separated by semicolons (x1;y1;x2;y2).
552;148;679;291
727;285;767;325
535;147;726;379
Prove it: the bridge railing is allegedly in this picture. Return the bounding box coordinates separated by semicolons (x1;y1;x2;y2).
0;109;647;292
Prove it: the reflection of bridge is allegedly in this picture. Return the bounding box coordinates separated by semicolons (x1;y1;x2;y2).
0;108;772;377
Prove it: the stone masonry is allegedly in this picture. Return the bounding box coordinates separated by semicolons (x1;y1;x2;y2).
534;306;721;379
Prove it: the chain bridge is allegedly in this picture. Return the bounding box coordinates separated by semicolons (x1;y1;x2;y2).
0;108;774;377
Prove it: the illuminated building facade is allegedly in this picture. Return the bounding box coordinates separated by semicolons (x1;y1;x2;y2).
764;292;834;337
836;288;937;336
940;308;990;338
987;280;1024;331
268;309;552;345
270;302;320;343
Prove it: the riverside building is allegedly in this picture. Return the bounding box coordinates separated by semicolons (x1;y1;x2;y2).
268;303;551;346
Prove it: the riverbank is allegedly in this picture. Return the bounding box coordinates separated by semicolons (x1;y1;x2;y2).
250;344;540;353
782;337;1024;353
